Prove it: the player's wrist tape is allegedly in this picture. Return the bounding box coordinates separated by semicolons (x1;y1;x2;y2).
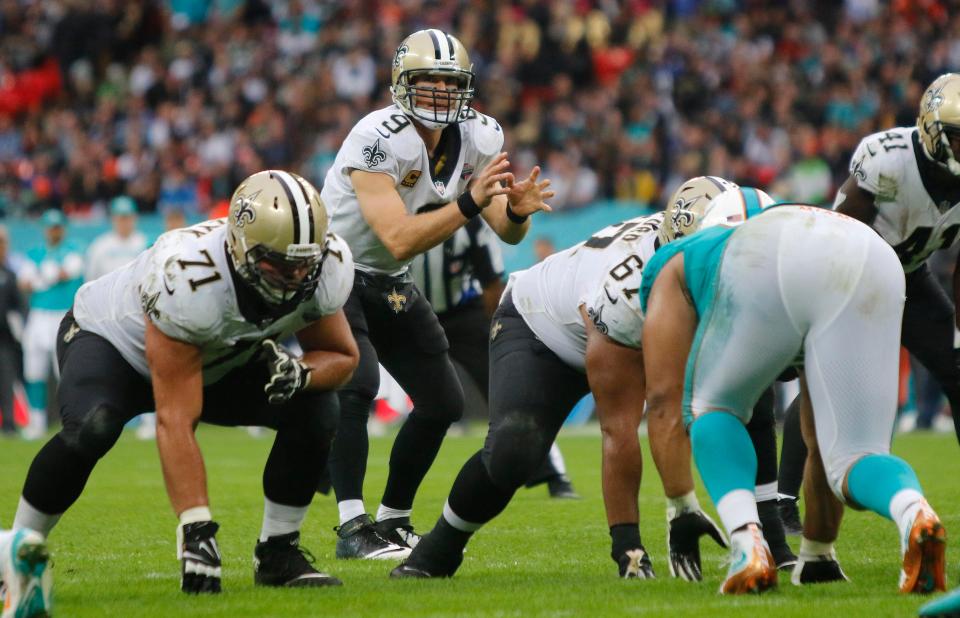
506;202;529;224
179;506;213;526
609;522;642;558
457;191;482;219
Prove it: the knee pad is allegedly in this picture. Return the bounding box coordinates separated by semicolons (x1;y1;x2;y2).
482;412;554;490
61;403;127;461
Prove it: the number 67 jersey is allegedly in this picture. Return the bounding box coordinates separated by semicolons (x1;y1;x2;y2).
507;213;663;370
73;219;354;384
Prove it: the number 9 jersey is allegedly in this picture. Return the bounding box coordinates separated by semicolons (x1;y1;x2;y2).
72;219;355;384
507;213;662;370
846;126;960;272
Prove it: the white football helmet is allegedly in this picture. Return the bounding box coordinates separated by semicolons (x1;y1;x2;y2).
698;187;775;231
390;29;475;130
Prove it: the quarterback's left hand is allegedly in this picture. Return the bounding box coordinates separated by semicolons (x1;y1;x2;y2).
615;546;656;579
262;339;311;404
505;166;554;217
667;510;728;581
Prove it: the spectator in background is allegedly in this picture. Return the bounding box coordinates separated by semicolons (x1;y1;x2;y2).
18;210;84;440
533;236;556;263
84;196;147;282
0;224;26;436
162;206;188;232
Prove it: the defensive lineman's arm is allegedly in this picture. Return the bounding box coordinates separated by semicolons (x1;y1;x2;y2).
294;308;360;390
146;317;208;516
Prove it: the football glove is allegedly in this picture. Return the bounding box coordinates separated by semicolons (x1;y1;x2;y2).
178;520;223;594
615;547;656;579
262;339;311;404
667;510;728;581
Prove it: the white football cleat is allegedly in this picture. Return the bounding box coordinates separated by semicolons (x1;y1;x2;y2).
1;528;52;618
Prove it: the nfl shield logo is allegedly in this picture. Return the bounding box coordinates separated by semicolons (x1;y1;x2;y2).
434;180;446;192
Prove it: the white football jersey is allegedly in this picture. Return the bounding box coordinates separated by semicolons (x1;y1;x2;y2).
508;213;662;370
846;126;960;272
73;219;354;384
321;104;504;275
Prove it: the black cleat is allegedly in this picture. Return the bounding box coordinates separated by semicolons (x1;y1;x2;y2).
374;517;421;550
335;514;409;560
547;475;581;500
389;533;463;579
778;497;803;536
791;554;849;585
254;532;342;587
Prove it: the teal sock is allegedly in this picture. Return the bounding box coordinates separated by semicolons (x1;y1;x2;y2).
25;381;46;412
846;454;922;519
689;412;757;504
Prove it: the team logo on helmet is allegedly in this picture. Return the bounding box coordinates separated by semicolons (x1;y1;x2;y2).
393;44;409;69
925;82;947;113
669;199;697;236
233;190;260;227
362;139;387;168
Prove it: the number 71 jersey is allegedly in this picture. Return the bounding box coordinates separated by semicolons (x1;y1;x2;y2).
508;213;662;370
73;219;354;384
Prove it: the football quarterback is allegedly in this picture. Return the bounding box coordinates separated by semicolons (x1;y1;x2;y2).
391;180;790;581
11;171;359;593
777;73;960;552
320;28;553;560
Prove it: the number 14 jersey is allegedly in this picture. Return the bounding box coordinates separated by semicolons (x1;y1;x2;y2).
73;219;354;384
507;213;662;370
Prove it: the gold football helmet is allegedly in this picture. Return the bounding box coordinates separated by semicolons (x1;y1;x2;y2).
658;176;739;245
917;73;960;175
226;170;329;305
391;29;474;130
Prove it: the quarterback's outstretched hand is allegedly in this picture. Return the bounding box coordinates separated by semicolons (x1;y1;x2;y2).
615;546;656;579
262;339;311;405
178;520;222;594
505;165;554;217
470;152;515;208
667;509;728;581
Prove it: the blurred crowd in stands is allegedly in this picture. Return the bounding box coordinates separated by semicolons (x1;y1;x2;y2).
0;0;958;221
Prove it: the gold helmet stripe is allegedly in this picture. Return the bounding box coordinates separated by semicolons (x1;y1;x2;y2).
271;170;312;245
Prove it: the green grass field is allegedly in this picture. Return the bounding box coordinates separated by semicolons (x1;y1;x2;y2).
1;426;957;617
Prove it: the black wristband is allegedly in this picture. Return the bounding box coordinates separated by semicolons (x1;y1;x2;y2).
609;523;642;560
506;202;529;224
457;191;482;219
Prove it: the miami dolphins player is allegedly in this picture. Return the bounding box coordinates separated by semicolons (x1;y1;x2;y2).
778;73;960;530
0;528;51;618
10;170;359;593
391;179;790;580
18;210;84;439
641;199;947;594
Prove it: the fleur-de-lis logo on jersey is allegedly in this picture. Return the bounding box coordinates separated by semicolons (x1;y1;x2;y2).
234;190;260;227
363;139;387;168
925;82;947;113
386;287;407;313
852;156;866;181
63;321;80;344
393;44;409;69
669;198;697;237
490;320;503;342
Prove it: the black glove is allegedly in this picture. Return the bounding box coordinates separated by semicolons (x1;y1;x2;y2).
667;510;728;581
262;339;311;404
615;547;656;579
178;520;222;594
